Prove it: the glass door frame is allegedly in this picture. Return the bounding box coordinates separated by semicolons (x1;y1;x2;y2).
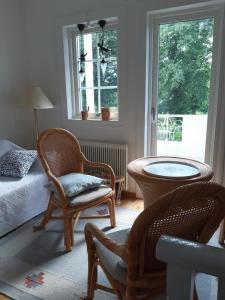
145;4;224;164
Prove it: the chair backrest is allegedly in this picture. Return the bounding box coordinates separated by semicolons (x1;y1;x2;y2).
127;182;225;281
37;128;84;177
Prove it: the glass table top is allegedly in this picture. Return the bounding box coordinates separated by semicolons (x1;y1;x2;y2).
143;161;200;179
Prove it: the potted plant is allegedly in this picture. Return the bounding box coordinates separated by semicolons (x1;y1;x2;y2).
101;107;110;121
81;106;89;120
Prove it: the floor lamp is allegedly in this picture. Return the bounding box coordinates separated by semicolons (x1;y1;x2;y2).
24;87;54;140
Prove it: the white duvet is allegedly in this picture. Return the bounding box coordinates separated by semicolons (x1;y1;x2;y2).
0;141;49;237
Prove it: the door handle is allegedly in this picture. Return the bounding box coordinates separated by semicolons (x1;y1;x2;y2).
151;107;156;122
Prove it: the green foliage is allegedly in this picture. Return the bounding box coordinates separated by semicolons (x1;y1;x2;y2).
158;18;214;114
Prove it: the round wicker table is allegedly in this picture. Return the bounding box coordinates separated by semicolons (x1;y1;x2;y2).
127;156;213;208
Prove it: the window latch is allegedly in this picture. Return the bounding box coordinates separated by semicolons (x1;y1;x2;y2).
151;107;156;121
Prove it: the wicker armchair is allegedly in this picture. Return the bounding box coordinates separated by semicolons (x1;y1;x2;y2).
84;182;225;300
33;128;116;252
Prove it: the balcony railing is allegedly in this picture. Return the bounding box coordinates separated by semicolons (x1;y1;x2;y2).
156;114;207;162
157;114;183;141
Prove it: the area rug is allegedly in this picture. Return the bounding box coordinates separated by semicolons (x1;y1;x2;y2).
0;206;139;300
0;206;220;300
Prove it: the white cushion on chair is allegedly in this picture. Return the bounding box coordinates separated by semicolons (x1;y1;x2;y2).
69;186;112;206
95;229;130;284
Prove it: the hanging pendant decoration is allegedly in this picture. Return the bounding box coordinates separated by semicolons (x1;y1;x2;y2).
97;20;110;75
100;58;107;75
79;66;85;83
77;23;87;83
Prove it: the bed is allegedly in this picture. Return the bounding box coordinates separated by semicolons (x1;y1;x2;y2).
0;140;49;237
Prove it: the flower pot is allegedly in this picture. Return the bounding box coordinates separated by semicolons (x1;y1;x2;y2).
81;111;88;120
101;107;110;121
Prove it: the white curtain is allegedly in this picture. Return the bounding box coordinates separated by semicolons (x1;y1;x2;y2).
212;11;225;186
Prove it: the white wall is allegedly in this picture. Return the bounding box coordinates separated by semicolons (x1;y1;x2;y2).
0;0;33;148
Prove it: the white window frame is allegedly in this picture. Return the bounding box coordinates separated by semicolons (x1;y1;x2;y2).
66;21;119;120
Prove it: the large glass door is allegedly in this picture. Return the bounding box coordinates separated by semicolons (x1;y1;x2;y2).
147;8;221;163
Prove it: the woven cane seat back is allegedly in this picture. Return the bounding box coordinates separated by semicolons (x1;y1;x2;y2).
38;128;83;177
143;196;215;272
127;182;225;277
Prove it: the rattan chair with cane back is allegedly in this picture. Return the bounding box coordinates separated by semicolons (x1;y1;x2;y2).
33;128;116;252
84;181;225;300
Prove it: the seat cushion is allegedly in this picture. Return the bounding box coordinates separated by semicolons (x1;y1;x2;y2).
47;173;104;197
95;229;130;284
69;186;112;206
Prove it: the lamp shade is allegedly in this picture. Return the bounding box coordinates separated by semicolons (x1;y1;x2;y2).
22;87;54;109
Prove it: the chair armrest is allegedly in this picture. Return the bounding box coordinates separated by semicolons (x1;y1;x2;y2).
46;170;68;207
85;223;127;261
83;158;116;190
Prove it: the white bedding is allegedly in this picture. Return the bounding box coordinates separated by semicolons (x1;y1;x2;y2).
0;160;49;237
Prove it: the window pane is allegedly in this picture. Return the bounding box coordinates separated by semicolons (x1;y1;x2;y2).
101;89;118;107
91;32;98;59
77;32;99;60
104;30;117;57
81;90;87;111
78;35;84;57
94;89;100;113
81;88;97;113
81;62;98;88
100;60;117;86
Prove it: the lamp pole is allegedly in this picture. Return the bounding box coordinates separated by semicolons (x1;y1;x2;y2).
33;109;39;140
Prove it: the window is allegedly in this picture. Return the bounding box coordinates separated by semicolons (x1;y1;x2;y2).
68;22;119;120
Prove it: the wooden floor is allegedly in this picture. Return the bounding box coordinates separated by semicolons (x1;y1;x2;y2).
0;295;10;300
118;197;144;211
0;197;143;300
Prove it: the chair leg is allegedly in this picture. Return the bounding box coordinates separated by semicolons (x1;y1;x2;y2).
219;219;225;245
64;214;72;252
86;258;98;300
33;194;55;231
108;196;116;228
114;290;123;300
71;212;81;246
125;287;139;300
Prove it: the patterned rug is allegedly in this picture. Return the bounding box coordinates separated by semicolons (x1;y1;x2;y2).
0;206;220;300
0;206;139;300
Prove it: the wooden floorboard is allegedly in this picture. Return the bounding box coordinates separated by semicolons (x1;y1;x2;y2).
118;197;144;211
0;196;143;300
0;295;11;300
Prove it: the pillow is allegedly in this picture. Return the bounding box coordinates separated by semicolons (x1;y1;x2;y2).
0;150;37;178
47;173;104;197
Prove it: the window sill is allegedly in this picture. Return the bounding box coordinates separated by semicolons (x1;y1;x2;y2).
72;113;119;122
75;117;119;122
68;115;122;127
